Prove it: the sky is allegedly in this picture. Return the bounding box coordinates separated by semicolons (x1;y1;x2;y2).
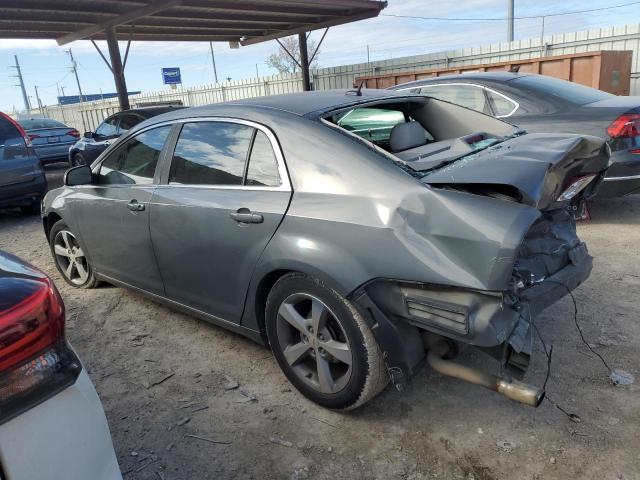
1;0;638;112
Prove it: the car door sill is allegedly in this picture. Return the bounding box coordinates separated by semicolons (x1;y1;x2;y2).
95;273;264;344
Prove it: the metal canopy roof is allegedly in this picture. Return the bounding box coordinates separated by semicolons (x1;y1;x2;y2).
0;0;387;46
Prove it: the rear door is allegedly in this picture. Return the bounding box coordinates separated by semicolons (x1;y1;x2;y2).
71;125;173;294
150;119;291;323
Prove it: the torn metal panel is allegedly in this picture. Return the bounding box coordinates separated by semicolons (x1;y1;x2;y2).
419;133;610;210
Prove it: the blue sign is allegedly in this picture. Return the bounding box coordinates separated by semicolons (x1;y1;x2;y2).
58;92;141;105
162;67;182;85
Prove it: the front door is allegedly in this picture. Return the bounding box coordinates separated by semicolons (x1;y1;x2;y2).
150;120;291;323
71;125;173;294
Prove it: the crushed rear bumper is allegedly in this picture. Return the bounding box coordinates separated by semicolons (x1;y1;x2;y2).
350;211;593;388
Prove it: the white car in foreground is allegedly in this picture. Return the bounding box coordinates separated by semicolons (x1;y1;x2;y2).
0;251;121;480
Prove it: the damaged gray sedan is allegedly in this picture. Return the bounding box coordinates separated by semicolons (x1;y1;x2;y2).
42;90;608;410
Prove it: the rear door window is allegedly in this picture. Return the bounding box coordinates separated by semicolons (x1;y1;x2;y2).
117;114;143;134
95;116;118;137
99;126;171;185
485;90;518;117
246;130;280;187
420;84;492;115
169;122;254;186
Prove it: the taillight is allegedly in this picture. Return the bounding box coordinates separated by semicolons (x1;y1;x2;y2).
67;129;80;139
0;277;81;425
607;113;640;138
27;133;41;141
557;174;597;202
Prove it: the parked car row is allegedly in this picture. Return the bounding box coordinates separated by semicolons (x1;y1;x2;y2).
1;107;182;214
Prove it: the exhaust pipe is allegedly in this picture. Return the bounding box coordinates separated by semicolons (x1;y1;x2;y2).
426;342;545;407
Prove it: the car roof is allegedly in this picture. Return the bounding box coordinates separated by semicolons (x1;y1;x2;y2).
130;106;184;117
393;72;533;89
180;89;422;118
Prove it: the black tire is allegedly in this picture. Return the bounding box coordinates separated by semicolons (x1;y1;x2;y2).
20;202;37;215
49;220;98;289
71;152;86;167
266;273;388;410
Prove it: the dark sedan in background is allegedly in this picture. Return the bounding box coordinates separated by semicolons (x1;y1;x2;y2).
69;105;183;167
18;118;79;164
392;72;640;197
0;112;46;214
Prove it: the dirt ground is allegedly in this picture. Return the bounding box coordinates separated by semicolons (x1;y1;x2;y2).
1;163;638;480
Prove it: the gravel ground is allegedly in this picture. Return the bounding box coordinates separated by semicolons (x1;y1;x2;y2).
1;163;638;480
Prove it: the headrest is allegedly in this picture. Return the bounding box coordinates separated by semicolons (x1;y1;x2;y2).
389;122;427;152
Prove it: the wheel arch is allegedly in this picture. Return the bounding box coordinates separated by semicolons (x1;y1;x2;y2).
242;261;354;344
43;211;63;240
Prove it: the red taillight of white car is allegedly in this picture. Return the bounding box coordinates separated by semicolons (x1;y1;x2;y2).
0;277;81;425
557;174;598;202
607;113;640;138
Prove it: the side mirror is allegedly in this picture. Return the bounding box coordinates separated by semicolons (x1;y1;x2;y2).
83;131;94;139
64;165;93;186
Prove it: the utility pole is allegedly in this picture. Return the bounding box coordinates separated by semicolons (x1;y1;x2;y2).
255;64;259;78
34;86;44;116
209;41;219;84
56;84;67;123
367;44;371;75
507;0;514;42
540;16;547;55
10;55;31;111
66;48;85;103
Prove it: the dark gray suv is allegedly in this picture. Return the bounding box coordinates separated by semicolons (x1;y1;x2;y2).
42;90;608;410
0;112;46;214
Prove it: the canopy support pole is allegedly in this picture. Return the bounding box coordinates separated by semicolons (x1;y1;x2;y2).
298;32;311;91
105;26;130;110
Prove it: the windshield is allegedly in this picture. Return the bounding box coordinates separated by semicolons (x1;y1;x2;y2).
511;75;613;105
19;119;67;129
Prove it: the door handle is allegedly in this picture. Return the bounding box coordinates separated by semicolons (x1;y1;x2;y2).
127;199;145;211
229;208;263;224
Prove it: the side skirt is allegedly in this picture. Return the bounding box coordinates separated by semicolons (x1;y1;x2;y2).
95;273;265;345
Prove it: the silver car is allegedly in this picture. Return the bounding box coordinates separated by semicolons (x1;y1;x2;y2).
42;90;608;410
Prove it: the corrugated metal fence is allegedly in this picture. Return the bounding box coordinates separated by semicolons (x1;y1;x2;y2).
37;22;640;132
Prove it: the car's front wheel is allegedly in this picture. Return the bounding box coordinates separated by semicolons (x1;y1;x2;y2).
49;220;97;288
266;273;388;410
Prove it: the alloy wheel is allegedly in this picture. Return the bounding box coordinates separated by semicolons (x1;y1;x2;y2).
276;293;353;394
53;230;90;286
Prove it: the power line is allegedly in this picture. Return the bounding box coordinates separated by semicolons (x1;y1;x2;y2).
381;1;640;22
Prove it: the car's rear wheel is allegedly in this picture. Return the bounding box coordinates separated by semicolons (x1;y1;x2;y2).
71;152;86;167
266;273;388;410
49;220;97;288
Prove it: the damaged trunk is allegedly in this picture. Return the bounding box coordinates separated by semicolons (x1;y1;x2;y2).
416;133;609;211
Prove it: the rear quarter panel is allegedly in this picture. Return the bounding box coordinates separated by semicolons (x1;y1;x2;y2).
238;108;541;330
